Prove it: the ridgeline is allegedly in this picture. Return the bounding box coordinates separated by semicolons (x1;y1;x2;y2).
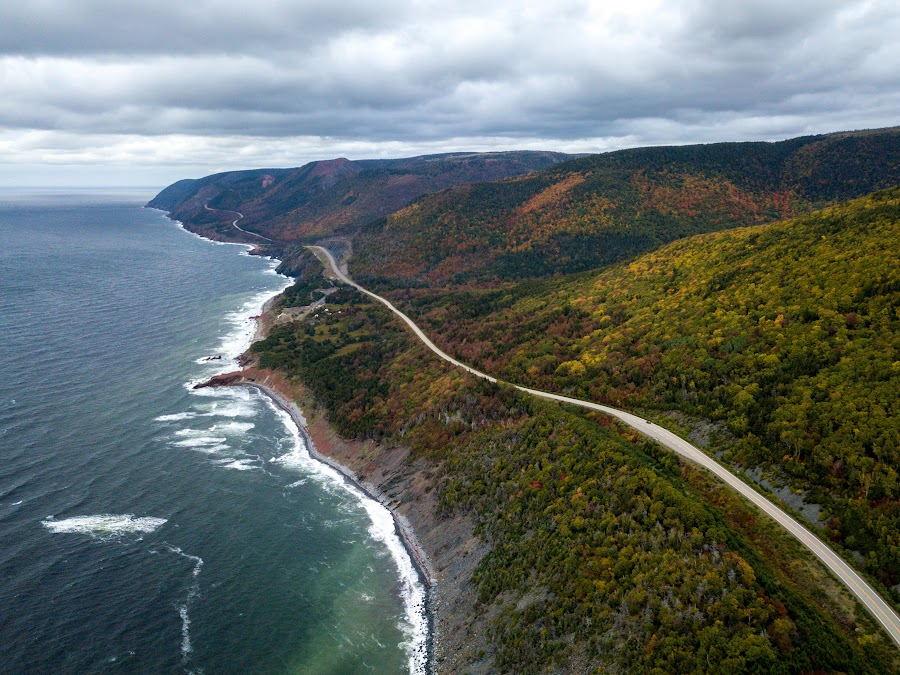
147;151;573;244
350;127;899;286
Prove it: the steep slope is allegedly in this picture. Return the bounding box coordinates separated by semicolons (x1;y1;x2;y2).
246;251;897;672
351;128;900;287
146;151;572;243
394;188;900;588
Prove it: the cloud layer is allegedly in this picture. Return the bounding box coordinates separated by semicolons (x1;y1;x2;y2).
1;0;898;184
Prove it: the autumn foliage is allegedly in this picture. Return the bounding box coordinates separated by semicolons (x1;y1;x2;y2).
396;188;900;587
351;128;900;286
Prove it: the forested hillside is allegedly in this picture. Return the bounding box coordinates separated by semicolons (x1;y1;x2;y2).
247;261;896;673
351;128;899;287
391;188;900;588
152;130;900;670
146;151;571;242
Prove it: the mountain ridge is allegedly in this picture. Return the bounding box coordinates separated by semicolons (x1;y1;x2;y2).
350;127;900;287
146;150;574;243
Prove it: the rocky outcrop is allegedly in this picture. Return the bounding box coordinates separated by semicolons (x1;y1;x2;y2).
192;371;246;388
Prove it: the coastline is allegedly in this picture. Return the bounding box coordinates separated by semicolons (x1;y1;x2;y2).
246;379;435;587
156;204;437;673
248;379;434;674
194;371;435;673
197;371;492;674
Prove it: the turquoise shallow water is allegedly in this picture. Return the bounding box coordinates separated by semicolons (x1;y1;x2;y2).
0;189;424;674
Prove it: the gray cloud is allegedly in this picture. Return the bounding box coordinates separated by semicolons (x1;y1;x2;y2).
0;0;406;56
0;0;897;185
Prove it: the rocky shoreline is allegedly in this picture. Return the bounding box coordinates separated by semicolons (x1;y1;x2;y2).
194;371;495;672
159;202;496;672
195;372;435;588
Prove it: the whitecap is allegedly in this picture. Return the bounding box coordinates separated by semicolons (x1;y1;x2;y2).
264;400;326;477
211;282;291;366
181;443;230;455
167;215;253;250
187;382;253;400
172;437;228;448
155;412;197;422
214;458;258;471
42;514;167;538
210;421;255;434
205;401;255;418
355;499;428;675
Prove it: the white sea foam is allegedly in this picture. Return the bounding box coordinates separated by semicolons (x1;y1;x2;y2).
155;412;197;422
167;214;253;250
267;405;326;477
171;393;257;420
205;401;255;418
356;494;428;675
175;428;213;437
174;441;231;456
42;514;167;538
210;421;255;434
162;224;431;669
214;458;258;471
166;211;291;367
187;381;253;400
164;544;203;664
155;402;255;431
169;415;254;457
186;381;250;396
264;397;428;675
211;282;290;367
173;436;228;447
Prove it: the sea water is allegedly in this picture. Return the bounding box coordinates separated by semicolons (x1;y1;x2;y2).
0;189;425;673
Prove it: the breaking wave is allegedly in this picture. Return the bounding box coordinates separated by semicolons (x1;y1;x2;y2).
42;514;167;538
265;397;428;674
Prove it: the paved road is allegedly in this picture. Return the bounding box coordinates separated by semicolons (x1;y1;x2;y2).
203;204;275;243
308;245;900;649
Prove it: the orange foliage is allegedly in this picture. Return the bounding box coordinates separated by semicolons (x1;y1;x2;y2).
517;173;586;215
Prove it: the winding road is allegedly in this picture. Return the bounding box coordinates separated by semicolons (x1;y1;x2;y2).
308;244;900;649
203;204;275;243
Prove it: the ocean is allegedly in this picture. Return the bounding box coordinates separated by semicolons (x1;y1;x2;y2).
0;189;425;674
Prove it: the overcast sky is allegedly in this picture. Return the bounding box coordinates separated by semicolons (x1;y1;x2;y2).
1;0;898;186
